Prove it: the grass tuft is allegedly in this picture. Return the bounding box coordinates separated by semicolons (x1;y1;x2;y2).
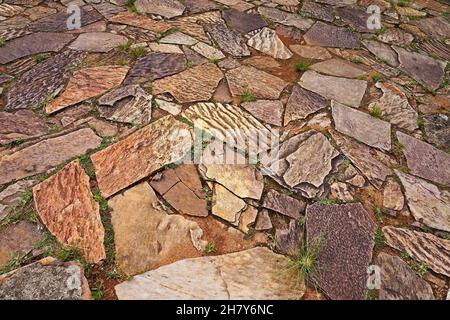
294;61;311;72
370;104;383;119
239;90;256;103
204;242;216;255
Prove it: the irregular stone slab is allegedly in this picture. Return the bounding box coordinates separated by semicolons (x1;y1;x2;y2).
368;82;418;132
191;41;225;60
46;66;129;114
0;110;48;145
303;21;359;49
0;128;101;185
262;189;305;219
383;226;450;277
115;247;305;300
0;258;91;300
205;23;250;57
417;39;450;66
87;119;118;138
154;98;182;115
152;63;223;103
397;131;450;187
184;0;219;14
423;114;450;149
93;2;125;19
330;182;354;202
306;203;376;300
211;183;246;225
160;31;198;46
135;0;185;18
222;8;267;34
69;32;128;53
396;170;450;232
109;182;204;275
98;85;152;125
226;65;287;99
0;221;44;267
0;180;36;220
299;71;367;107
336;6;373;33
262;131;339;198
241;100;283;126
275;219;303;256
124;52;186;85
331;131;389;189
6;50;85;111
91;116;192;198
28;7;102;32
301;2;334;22
415;17;450;39
310;58;368;78
284;86;327;124
167;11;223;43
289;45;332;60
362;40;399;67
383;177;404;211
255;209;272;231
148;43;184;54
377;252;435;300
0;32;74;64
150;165;208;217
33;161;105;263
316;0;356;5
378;28;414;46
247;27;293;60
332;101;391;151
110;11;171;33
393;46;446;91
183;102;273;153
258;6;314;31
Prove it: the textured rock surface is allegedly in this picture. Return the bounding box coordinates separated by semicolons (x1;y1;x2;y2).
423;114;450;149
91;116;192;198
205;23;250;57
377;253;435;300
258;6;314;31
33;161;105;263
262;189;305;219
135;0;185;18
332;101;391;151
275;219;303;256
109;182;204;275
310;58;368;78
0;128;102;185
241;100;283;126
46;66;129;114
0;258;91;300
226;66;287;99
304;21;360;48
152;63;223;103
0;110;48;145
383;226;450;277
378;28;414;46
0;180;36;220
306;203;376;300
397;131;450;187
383;177;404;211
362;40;399;67
109;11;171;33
396;170;450;232
115;247;305;300
284;86;327;124
289;45;332;60
211;183;246;224
69;32;128;53
222;8;267;34
28;7;102;32
247;27;293;60
299;71;367;107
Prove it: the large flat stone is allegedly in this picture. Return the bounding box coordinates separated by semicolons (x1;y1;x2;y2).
28;7;102;32
0;32;74;64
362;40;399;67
262;189;305;219
211;183;246;225
33;161;105;263
423;114;450;149
0;110;48;145
247;27;293;60
258;6;314;31
415;17;450;39
299;71;367;107
393;46;446;91
0;258;91;300
241;100;283;126
69;32;128;53
306;203;376;300
0;128;102;185
115;247;305;300
135;0;185;18
0;180;36;220
109;11;171;33
368;82;418;132
205;23;250;57
109;182;204;275
284;86;327;124
377;253;435;300
91;116;192;198
303;21;360;49
383;226;450;277
310;58;368;78
222;8;267;34
332;101;391;151
397;131;450;187
301;2;334;22
152;63;223;103
46;66;129;114
6;50;86;111
226;65;287;99
396;170;450;232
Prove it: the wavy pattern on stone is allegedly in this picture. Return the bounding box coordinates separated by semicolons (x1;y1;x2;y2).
247;27;293;60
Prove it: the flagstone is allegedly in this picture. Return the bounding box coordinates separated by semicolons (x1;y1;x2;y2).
362;40;399;67
184;0;219;14
299;71;367;107
310;58;368;78
383;177;404;211
423;114;450;149
336;6;373;32
205;23;250;57
284;86;328;124
255;209;273;231
159;31;198;46
300;2;334;22
288;45;332;60
262;189;305;219
226;65;288;99
135;0;185;18
0;128;101;185
222;8;267;34
397;131;450;187
211;183;247;225
91;115;192;198
33;161;105;263
152;63;223;103
258;6;314;31
378;28;414;46
415;17;450;39
241;100;283;126
247;27;293;60
69;32;128;53
0;32;74;64
109;11;171;33
275;219;303;256
167;11;223;43
0;110;48;145
304;21;360;48
0;180;36;220
191;42;225;60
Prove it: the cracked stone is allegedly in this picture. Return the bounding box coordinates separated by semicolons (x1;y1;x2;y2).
303;21;360;48
284;86;328;124
205;23;250;57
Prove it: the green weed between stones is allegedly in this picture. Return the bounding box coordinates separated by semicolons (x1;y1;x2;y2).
204;242;216;255
239;91;256;103
294;61;311;72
